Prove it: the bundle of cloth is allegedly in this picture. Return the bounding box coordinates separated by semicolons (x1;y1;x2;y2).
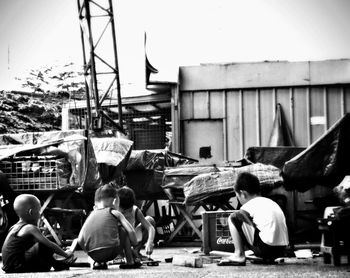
183;163;283;205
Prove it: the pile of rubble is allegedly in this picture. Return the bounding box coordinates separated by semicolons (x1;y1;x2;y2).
0;90;67;134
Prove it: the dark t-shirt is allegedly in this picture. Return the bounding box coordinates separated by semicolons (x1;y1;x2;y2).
78;207;120;253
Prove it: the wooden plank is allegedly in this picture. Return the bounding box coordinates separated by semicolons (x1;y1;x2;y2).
179;59;350;91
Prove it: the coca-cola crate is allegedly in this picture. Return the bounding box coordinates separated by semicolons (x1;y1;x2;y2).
202;210;235;254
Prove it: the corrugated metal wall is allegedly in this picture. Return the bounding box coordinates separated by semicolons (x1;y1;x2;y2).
179;85;350;162
176;60;350;163
174;60;350;242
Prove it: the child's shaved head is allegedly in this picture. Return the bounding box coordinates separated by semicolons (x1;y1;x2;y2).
13;194;41;221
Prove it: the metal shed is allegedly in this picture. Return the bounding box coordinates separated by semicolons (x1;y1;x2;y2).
173;59;350;164
63;92;172;150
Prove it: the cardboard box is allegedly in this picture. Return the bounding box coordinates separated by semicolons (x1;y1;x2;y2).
202;211;235;254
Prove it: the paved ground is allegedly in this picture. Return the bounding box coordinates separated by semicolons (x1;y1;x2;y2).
1;246;350;278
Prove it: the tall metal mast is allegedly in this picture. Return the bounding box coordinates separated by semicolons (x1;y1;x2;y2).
77;0;124;133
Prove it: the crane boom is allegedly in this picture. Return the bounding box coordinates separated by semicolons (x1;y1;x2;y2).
77;0;124;133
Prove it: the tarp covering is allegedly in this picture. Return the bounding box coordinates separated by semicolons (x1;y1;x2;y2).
162;165;224;190
0;130;102;192
91;137;133;183
183;163;283;205
268;103;295;147
245;147;305;169
126;150;197;171
333;176;350;205
124;150;198;200
282;113;350;192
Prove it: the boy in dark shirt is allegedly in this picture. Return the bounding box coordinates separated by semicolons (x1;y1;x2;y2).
77;183;141;269
1;194;76;273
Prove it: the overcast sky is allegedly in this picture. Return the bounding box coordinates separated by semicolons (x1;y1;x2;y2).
1;0;350;94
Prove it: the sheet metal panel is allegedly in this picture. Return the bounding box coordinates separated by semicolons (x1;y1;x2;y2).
310;87;325;143
242;89;258;153
179;60;350;91
210;91;224;119
259;89;274;146
183;120;224;164
293;88;308;146
180;92;193;120
327;87;343;127
179;85;350;163
226;90;241;160
178;59;350;162
345;87;350;113
193;92;209;119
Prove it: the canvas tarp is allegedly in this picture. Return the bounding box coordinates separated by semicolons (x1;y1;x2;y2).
268;103;296;147
91;137;133;183
183;163;283;205
245;146;305;169
282;113;350;192
124;150;198;200
0;130;102;192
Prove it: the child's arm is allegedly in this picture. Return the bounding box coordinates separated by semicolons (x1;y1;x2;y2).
68;238;79;252
136;209;155;255
239;209;256;228
111;210;138;246
25;224;74;259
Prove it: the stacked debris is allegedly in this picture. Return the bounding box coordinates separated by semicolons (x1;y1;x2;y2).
0;90;66;134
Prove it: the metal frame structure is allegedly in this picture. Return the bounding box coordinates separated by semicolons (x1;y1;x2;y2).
77;0;124;133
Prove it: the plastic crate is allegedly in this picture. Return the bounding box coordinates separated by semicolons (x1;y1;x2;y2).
0;156;70;191
202;211;235;254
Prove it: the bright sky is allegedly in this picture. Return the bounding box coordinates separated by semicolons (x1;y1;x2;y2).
1;0;350;94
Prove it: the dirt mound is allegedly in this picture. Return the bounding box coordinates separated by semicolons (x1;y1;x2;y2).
0;91;67;134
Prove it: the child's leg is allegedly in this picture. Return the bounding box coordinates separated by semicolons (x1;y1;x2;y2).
23;242;54;272
226;210;256;262
134;216;155;255
228;212;246;260
119;227;135;265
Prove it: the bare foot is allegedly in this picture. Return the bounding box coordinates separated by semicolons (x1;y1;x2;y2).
226;254;246;263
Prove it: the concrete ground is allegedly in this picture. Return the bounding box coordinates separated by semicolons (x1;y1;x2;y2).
1;246;350;278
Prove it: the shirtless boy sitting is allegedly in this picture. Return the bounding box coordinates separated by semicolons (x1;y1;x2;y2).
1;194;76;273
